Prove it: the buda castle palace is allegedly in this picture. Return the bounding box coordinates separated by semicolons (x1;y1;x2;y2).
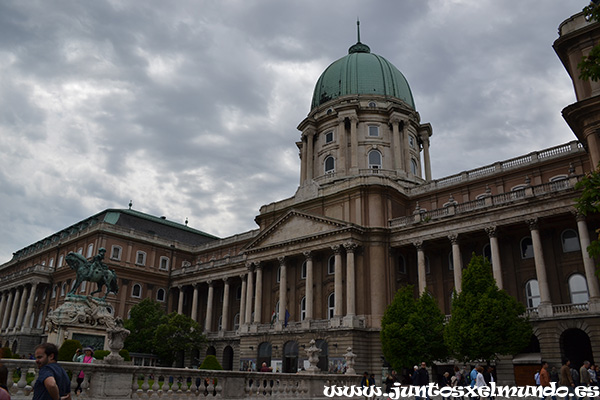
2;10;600;384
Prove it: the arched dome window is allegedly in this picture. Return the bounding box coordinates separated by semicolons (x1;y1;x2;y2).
368;150;382;169
410;159;418;175
324;156;335;174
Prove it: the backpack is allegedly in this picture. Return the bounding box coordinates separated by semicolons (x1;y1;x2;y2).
465;371;471;385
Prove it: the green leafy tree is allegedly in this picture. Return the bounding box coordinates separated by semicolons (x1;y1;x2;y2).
381;285;447;371
124;298;168;353
153;312;206;367
575;166;600;276
199;355;223;370
445;255;531;363
58;339;81;361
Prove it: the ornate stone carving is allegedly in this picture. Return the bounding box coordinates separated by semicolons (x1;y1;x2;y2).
46;295;114;333
332;244;342;254
344;242;358;252
304;339;321;374
413;240;423;250
526;218;539;231
448;234;459;244
344;347;357;375
485;226;497;238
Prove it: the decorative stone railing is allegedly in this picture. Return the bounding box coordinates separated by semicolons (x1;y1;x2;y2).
1;359;360;400
552;302;589;315
390;176;579;228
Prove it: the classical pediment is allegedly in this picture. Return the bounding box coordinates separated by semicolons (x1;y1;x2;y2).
244;210;349;251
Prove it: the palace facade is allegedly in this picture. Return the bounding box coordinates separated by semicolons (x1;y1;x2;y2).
1;12;600;384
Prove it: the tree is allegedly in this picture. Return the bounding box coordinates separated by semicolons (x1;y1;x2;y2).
381;285;447;372
153;312;206;367
575;165;600;276
58;339;81;361
124;298;168;354
199;355;223;370
444;255;531;363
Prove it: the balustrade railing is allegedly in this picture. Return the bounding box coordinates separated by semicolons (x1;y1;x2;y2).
1;359;360;400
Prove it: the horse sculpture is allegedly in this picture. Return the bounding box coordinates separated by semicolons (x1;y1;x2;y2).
66;248;119;299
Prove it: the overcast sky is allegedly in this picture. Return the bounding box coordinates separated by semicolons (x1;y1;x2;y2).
0;1;586;263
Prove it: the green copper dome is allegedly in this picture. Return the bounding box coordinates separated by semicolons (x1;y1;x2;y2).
311;41;415;110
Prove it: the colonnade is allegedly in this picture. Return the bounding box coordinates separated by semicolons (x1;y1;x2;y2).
0;282;39;334
411;215;600;313
173;241;360;332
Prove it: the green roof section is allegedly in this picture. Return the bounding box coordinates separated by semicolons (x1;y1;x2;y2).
311;41;415;111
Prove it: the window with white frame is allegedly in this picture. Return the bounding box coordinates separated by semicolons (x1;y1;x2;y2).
300;296;306;321
301;261;307;279
368;125;379;137
159;256;170;270
398;254;406;274
525;279;540;308
80;281;87;292
156;288;166;302
520;237;534;259
77;247;83;255
58;255;64;268
324;156;335;174
233;313;240;331
325;131;334;144
135;251;146;266
561;229;580;253
368;150;382;169
327;255;335;275
131;283;142;298
568;274;589;304
111;246;122;260
52;285;57;298
327;293;335;319
49;258;54;268
41;260;46;266
86;244;94;258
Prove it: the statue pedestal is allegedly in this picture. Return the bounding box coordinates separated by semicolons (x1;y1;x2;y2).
46;295;129;358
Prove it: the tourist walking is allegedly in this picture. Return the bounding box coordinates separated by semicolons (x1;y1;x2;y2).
33;343;71;400
559;359;575;399
540;361;557;400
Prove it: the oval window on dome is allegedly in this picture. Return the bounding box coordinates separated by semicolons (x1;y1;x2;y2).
368;101;377;108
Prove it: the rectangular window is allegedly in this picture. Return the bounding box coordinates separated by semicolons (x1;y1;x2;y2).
325;131;334;143
111;246;122;260
136;251;146;266
159;256;169;271
368;125;379;137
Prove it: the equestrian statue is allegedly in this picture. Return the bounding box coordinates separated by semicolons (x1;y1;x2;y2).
66;248;119;299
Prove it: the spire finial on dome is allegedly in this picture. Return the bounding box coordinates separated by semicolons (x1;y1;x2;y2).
349;19;370;54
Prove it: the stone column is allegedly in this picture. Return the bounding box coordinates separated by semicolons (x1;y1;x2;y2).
14;285;30;330
486;226;504;289
527;219;552;315
177;286;185;315
403;128;411;172
244;263;254;324
390;117;402;171
22;282;38;331
253;263;263;324
205;280;214;332
8;286;23;330
448;234;463;293
0;292;6;331
333;245;344;317
239;274;247;326
300;133;307;183
337;118;346;173
1;290;14;330
576;213;600;299
222;278;230;331
190;284;199;322
344;242;357;317
349;116;359;173
306;129;315;180
414;241;426;295
422;136;432;180
278;257;287;324
304;252;314;320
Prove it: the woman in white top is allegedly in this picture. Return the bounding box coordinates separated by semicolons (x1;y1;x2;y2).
475;366;487;400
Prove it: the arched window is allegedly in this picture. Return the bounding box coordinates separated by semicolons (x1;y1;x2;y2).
410;159;418;175
57;255;64;268
300;296;306;321
301;261;307;279
568;274;589;304
132;283;142;298
52;285;57;298
525;279;540;308
520;237;534;259
233;313;240;330
511;185;527;200
49;258;54;268
561;229;580;253
327;293;335;320
156;288;166;302
36;311;44;329
398;254;406;274
324;156;335;174
327;255;335;275
218;316;223;331
61;283;67;296
86;244;94;258
368;150;382;169
77;247;83;255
